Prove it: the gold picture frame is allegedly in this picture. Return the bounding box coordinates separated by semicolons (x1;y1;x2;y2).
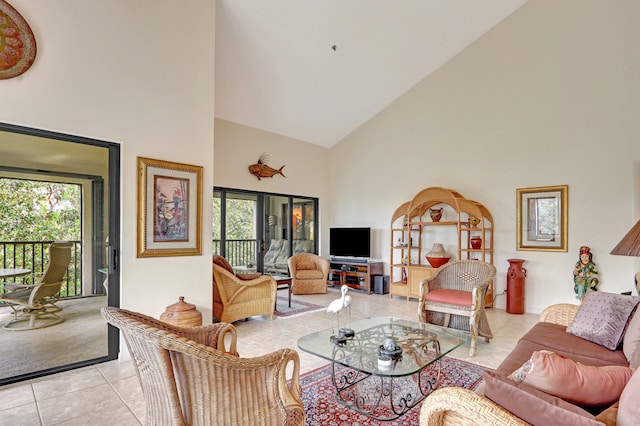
137;157;202;257
516;185;568;252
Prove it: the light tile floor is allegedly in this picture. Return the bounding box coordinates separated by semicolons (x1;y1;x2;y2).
0;287;539;425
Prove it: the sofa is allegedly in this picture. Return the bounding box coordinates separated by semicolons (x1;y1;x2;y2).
420;291;640;426
249;239;315;275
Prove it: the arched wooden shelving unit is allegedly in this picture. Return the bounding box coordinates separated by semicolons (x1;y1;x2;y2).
389;187;494;305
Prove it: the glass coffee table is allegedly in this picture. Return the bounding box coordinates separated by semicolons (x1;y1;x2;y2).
297;316;466;421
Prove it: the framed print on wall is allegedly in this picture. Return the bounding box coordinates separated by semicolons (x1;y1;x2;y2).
137;157;203;257
516;185;568;252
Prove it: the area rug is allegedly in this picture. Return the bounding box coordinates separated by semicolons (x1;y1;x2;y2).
274;295;325;318
299;357;489;425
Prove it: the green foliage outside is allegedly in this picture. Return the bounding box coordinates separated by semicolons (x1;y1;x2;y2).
212;196;256;240
0;178;81;241
0;178;82;297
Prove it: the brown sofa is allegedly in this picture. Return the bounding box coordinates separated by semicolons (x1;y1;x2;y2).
420;297;640;426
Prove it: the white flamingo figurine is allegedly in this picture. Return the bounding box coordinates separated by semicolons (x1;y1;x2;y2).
343;289;352;330
327;285;349;333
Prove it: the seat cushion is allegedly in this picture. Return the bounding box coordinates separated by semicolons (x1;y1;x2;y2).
516;322;629;367
424;289;472;307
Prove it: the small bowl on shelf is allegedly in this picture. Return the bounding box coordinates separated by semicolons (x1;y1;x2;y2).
426;256;450;268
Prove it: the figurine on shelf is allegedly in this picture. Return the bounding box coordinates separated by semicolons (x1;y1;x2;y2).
573;246;599;300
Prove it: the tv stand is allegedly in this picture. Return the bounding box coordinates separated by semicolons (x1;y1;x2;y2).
328;260;383;294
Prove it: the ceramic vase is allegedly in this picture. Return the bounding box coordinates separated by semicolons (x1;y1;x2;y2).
426;243;450;268
507;259;527;315
470;236;482;249
429;208;443;222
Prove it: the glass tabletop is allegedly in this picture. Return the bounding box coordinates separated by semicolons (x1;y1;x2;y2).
297;316;466;377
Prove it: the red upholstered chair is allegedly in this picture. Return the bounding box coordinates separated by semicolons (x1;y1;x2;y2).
418;260;496;356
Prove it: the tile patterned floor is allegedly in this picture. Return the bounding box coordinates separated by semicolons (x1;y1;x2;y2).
0;287;539;425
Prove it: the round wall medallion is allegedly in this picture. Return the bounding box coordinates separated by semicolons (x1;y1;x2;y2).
0;0;37;80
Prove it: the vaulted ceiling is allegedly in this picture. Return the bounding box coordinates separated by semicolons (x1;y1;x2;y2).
214;0;528;148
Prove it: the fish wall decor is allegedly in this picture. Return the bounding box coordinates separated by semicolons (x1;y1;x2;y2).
248;153;286;180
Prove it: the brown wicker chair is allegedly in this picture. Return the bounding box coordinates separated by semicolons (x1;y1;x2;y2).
287;253;329;295
213;258;277;323
418;304;579;426
418;260;496;356
102;307;305;426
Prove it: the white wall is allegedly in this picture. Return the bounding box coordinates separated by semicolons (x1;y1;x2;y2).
214;119;332;250
330;0;640;313
1;1;216;321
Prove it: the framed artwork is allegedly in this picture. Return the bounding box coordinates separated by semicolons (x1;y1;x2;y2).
137;157;202;257
516;185;568;252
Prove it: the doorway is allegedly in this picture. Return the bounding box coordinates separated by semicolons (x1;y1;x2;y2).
213;187;318;274
0;123;120;385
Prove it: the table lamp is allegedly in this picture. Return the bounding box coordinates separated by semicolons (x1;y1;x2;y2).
610;219;640;295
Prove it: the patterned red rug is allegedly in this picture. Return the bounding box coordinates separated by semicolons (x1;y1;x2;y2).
299;357;489;425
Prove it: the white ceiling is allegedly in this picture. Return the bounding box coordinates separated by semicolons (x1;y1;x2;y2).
214;0;528;148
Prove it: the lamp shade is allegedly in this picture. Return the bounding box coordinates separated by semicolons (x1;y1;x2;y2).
268;215;278;226
610;219;640;257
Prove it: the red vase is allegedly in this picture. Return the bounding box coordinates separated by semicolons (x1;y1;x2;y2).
506;259;526;314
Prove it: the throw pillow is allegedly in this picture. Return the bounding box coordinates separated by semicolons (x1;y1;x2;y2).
617;366;640;425
482;370;601;426
509;350;634;406
212;255;235;274
566;291;640;350
623;306;640;367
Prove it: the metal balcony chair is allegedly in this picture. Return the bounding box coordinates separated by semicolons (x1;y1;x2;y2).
0;241;73;330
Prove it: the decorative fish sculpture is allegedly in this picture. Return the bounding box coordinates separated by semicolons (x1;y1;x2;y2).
248;153;286;180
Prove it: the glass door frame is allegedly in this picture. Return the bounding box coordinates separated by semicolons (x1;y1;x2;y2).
214;187;319;275
0;122;120;385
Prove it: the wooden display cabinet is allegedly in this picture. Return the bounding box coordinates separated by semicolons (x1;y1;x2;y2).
389;187;494;305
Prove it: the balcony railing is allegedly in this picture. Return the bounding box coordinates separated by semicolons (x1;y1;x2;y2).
0;240;82;298
213;239;258;268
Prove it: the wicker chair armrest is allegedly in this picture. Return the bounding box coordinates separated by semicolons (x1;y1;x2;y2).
419;387;530;426
538;303;579;326
177;323;238;355
169;342;305;423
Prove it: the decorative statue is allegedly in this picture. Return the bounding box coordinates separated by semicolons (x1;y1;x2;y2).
573;246;599;300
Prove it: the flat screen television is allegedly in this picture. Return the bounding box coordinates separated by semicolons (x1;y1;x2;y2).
329;227;371;259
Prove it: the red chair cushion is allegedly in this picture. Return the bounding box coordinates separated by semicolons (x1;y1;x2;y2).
424;289;472;307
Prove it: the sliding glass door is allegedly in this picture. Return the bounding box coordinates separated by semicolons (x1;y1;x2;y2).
213;188;318;276
0;123;120;385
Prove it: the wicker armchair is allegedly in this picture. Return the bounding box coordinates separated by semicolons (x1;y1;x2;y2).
213;259;277;323
418;304;579;426
418;260;496;356
287;253;329;295
102;307;305;426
